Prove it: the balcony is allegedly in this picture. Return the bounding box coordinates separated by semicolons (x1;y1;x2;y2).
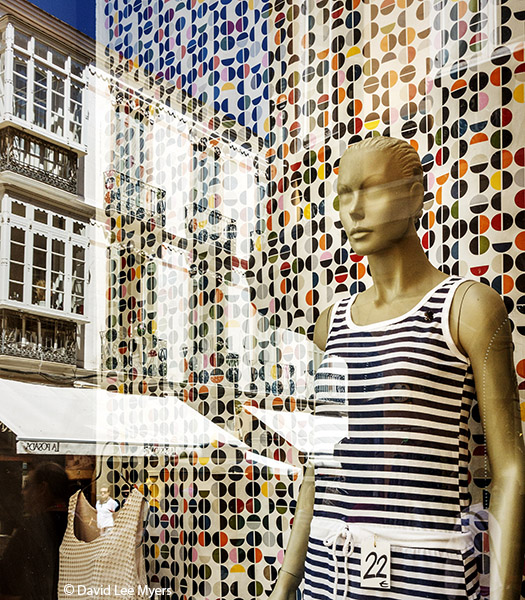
0;309;77;365
0;127;78;194
104;170;166;220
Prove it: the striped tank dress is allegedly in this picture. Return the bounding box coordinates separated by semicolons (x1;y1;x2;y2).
304;276;481;600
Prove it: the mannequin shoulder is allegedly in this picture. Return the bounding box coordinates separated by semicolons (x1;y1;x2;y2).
451;281;510;355
313;304;335;351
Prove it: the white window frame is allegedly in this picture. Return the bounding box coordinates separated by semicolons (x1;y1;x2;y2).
0;198;89;318
4;23;86;146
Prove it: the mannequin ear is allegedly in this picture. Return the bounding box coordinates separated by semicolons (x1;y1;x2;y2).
409;181;424;221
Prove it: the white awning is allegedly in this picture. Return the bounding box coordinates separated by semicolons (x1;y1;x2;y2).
0;379;247;455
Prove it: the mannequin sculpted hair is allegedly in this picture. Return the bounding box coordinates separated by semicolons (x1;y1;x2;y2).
347;136;424;186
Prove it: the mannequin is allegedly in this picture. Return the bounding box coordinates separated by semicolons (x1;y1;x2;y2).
270;136;525;600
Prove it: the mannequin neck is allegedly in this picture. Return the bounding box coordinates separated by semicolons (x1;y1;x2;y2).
366;231;443;304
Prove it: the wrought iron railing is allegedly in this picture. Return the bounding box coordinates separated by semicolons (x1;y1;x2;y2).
104;170;166;219
0;309;77;365
0;127;78;194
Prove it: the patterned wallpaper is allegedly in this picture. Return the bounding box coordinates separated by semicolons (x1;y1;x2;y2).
97;0;525;598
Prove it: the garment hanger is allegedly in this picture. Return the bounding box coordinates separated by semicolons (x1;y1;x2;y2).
79;441;151;545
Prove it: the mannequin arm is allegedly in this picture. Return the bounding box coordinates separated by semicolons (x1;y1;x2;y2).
269;463;315;600
313;305;334;351
457;283;525;600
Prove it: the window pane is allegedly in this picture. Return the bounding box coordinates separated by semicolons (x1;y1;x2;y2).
11;202;26;217
70;84;82;103
35;40;47;59
52;215;65;229
34;233;47;249
51;49;66;69
10;242;24;263
52;239;65;254
11;228;25;244
9;262;24;283
71;59;83;77
72;260;85;278
73;222;86;235
34;209;48;224
33;251;46;268
73;246;85;261
9;282;23;302
33;65;47;128
13;30;30;50
13;56;28;120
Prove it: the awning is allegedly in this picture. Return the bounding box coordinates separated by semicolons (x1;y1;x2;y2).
0;379;247;455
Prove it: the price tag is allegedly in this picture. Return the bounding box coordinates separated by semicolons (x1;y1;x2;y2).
360;535;391;589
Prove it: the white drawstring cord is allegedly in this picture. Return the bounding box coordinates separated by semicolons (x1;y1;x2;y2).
323;522;355;600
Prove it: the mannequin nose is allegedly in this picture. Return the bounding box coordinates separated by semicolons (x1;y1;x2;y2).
347;191;365;221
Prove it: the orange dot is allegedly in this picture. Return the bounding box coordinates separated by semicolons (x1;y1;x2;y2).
458;159;468;177
357;263;366;278
501;150;513;169
306;290;314;306
502;274;514;294
479;215;490;234
516;232;525;250
409;139;419;152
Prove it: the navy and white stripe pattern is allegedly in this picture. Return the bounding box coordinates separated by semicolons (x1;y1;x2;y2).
304;277;480;600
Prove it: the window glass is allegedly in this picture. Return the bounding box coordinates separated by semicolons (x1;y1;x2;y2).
13;55;27;120
13;30;29;50
32;233;47;305
34;209;48;224
73;222;87;236
72;245;86;315
51;239;65;311
11;202;26;218
34;40;47;60
33;63;47;128
9;227;25;301
52;215;66;230
51;49;66;69
71;59;83;77
51;74;65;136
69;82;83;143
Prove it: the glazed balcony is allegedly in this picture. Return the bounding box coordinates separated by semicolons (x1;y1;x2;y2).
0;127;78;194
0;309;77;365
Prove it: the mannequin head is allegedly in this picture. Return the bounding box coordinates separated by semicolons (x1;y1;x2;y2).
337;136;424;255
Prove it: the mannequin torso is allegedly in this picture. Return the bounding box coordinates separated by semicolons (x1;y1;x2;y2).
270;137;525;600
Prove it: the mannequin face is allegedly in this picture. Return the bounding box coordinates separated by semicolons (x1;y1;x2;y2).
337;147;422;255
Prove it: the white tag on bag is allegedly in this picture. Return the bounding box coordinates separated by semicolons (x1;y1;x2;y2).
360;535;391;589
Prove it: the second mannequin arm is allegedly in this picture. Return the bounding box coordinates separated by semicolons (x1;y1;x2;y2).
269;462;315;600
